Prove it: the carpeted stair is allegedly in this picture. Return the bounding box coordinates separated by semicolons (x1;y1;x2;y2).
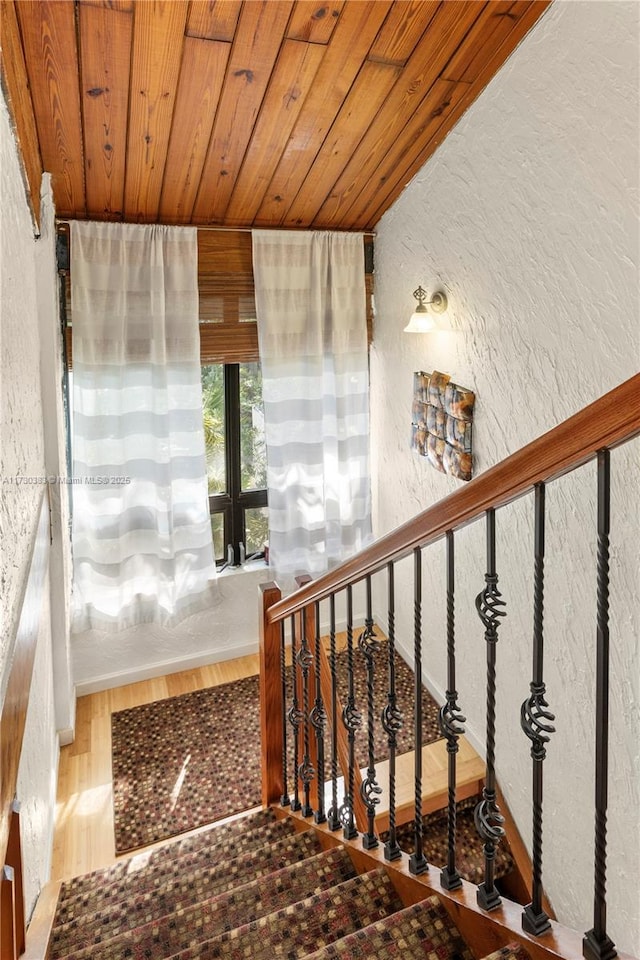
480;947;531;960
47;808;527;960
380;796;515;886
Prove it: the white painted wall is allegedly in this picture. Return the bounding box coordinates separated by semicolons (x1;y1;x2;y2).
72;565;272;694
72;563;368;694
0;93;61;919
370;0;639;953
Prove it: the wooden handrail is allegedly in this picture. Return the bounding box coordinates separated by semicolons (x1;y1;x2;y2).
266;373;640;624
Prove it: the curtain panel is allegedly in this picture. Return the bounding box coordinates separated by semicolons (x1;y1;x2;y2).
252;230;372;583
70;221;215;632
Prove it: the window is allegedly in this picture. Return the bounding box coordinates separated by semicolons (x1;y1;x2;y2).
202;362;268;567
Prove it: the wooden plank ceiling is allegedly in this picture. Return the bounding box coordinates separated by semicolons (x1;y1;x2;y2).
3;0;550;232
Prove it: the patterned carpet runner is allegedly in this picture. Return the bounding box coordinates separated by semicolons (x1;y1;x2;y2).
379;796;515;885
48;810;530;960
111;639;442;852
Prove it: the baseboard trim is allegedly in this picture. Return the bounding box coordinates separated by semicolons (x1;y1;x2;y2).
74;640;261;697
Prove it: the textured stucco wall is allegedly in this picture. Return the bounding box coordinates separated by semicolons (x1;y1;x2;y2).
1;91;60;919
0;94;46;692
371;0;639;952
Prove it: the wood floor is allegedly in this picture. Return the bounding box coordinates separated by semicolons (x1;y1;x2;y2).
52;651;262;882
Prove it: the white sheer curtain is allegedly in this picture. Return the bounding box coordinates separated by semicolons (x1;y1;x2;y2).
252;230;372;582
70;221;216;632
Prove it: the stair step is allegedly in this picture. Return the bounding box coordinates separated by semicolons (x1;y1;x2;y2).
54;807;277;908
162;867;405;960
53;847;357;960
53;814;293;924
48;827;321;959
480;945;531;960
300;894;474;960
380;797;515;885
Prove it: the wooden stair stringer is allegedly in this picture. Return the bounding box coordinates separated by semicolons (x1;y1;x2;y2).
274;805;637;960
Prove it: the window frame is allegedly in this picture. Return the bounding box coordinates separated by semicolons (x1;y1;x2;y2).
205;362;268;568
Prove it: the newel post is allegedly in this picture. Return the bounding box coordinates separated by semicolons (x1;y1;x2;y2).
259;581;284;807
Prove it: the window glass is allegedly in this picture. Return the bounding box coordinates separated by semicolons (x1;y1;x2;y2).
239;362;266;491
244;506;269;558
210;513;225;563
201;363;268;566
201;364;226;495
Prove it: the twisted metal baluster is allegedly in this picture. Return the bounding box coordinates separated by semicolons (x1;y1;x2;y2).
279;620;290;807
583;450;617;960
359;575;382;849
439;530;466;890
287;614;303;812
409;547;427;875
521;484;555;935
475;508;506;910
310;600;327;825
297;605;315;817
340;585;360;840
383;562;403;862
327;593;341;831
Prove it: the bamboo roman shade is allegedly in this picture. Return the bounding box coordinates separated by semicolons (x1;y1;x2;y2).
62;227;373;365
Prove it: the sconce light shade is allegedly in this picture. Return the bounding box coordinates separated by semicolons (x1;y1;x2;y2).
403;286;449;333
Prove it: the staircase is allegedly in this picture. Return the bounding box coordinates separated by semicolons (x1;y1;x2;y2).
45;807;529;960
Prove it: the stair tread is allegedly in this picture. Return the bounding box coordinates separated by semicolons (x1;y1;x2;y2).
380;797;515;885
163;867;404;960
300;894;474;960
57;807;276;902
480;945;531;960
48;827;321;959
53;815;293;923
52;847;357;960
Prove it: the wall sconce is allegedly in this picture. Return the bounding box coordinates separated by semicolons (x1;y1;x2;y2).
403;286;449;333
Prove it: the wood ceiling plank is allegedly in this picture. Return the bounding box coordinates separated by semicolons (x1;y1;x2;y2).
286;1;345;44
307;0;484;228
322;77;466;229
281;59;402;227
368;0;440;66
254;0;393;226
441;0;534;83
15;0;85;218
123;0;189;222
191;0;294;224
159;37;230;223
186;0;242;42
224;39;326;225
362;0;551;228
78;4;132;219
79;1;133;11
0;1;43;229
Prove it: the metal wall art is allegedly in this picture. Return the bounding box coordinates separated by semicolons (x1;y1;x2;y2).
411;370;475;481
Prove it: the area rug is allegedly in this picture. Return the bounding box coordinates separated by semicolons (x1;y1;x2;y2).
111;640;442;853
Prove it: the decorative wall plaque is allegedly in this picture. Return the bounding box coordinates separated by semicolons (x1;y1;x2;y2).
411;370;475;481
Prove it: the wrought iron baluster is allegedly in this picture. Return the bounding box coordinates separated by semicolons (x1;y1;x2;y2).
340;585;360;840
279;620;290;807
382;561;403;862
359;575;381;849
521;484;555;935
475;507;506;910
310;600;327;825
583;450;617;960
409;547;428;875
288;613;303;812
327;593;341;831
297;605;315;817
439;530;466;890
